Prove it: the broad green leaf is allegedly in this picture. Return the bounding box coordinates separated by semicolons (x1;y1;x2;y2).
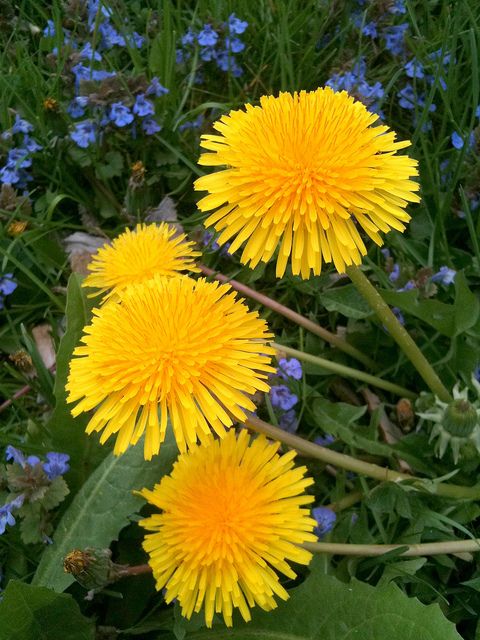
453;271;480;336
186;558;462;639
0;580;94;640
321;284;373;319
32;432;177;592
48;273;106;496
95;150;124;180
380;289;455;336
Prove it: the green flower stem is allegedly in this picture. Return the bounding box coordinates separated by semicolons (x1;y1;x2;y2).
327;491;363;512
346;265;452;403
272;342;415;399
303;539;480;557
245;414;480;500
199;264;376;369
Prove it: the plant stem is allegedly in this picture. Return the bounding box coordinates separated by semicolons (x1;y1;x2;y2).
272;342;415;399
346;265;452;403
245;414;480;500
303;539;480;557
116;563;152;578
199;264;376;369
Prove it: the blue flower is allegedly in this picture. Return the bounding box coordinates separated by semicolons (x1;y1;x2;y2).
67;96;89;118
312;506;337;537
146;77;169;97
476;105;480;118
197;24;218;47
133;94;155;117
70;120;97;148
127;32;145;49
178;115;204;132
22;136;42;153
79;42;102;62
397;83;436;112
314;434;335;446
43;452;70;480
0;166;20;185
0;506;16;536
431;266;456;286
225;36;245;53
380;247;391;259
397;280;416;292
200;46;217;62
382;23;408;55
87;0;112;29
181;28;195;47
109;103;134;127
362;21;378;38
99;22;126;48
278;409;299;434
389;263;401;282
8;148;32;169
5;445;24;465
451;131;464;149
269;385;298;411
429;49;451;66
72;64;115;84
43;20;56;37
278;358;303;380
142;118;162;135
392;307;405;325
228;13;248;35
388;0;407;14
12;115;33;134
404;58;424;78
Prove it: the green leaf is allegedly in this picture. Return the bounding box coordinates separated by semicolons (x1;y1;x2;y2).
48;273;106;497
41;477;70;511
321;284;373;319
32;432;177;592
453;271;480;336
19;503;45;545
95;150;124;180
186;558;462;639
0;580;94;640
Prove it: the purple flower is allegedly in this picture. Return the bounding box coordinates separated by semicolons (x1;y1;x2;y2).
279;409;299;433
404;58;424;79
200;46;217;62
5;445;24;465
225;37;245;53
67;96;89;118
389;263;400;282
228;14;248;35
133;94;155;117
362;21;378;38
278;358;303;380
12;115;33;134
397;280;416;292
312;506;337;537
380;247;391;259
197;24;218;47
70;120;97;148
79;42;102;62
382;24;408;55
99;22;126;48
43;452;70;480
146;77;169;97
142;118;161;135
269;385;298;411
22;136;42;153
314;434;335;446
0;166;20;185
431;266;456;286
109;103;134;127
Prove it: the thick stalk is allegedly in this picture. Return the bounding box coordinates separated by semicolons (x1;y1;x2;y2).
303;539;480;557
272;342;415;399
245;415;480;500
346;265;452;403
200;264;376;369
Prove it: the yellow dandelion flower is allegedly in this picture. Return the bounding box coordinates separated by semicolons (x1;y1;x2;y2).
83;222;201;299
66;275;275;459
194;87;420;279
139;430;317;627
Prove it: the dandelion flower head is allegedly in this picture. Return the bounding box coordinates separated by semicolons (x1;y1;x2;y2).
83;222;201;298
139;430;316;627
195;87;420;278
66;275;275;458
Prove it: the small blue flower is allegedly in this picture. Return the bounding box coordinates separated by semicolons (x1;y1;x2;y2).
43;452;70;480
228;14;248;35
431;266;456;286
178;115;204;132
397;280;416;292
99;22;125;48
43;20;56;37
382;23;408;55
451;131;464;149
127;32;145;49
225;36;245;53
91;69;116;81
22;136;42;153
362;21;378;38
200;46;217;62
269;385;298;411
133;94;155;117
0;166;20;185
314;434;335;446
5;445;24;465
278;358;303;380
388;0;407;14
476;105;480;118
12;115;33;135
197;24;218;47
87;0;112;29
312;506;337;537
380;247;391;259
181;28;195;47
146;77;169;97
70;120;97;148
278;409;299;434
392;307;405;325
8;148;32;169
142;118;162;135
67;96;89;119
404;58;424;78
109;103;134;127
79;42;102;62
0;508;16;536
389;263;401;282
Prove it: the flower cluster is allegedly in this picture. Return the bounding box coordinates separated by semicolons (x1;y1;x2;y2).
0;115;42;188
326;58;384;116
1;446;70;541
269;358;303;433
176;13;248;79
